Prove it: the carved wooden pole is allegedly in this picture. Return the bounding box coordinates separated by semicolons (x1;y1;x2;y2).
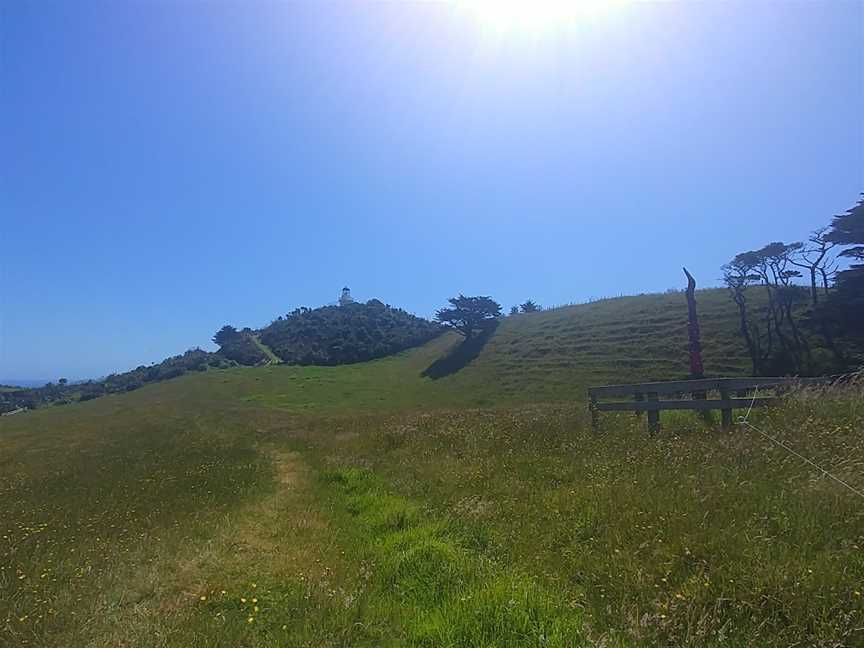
683;267;704;379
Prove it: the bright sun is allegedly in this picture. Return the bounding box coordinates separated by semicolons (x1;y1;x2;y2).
458;0;620;33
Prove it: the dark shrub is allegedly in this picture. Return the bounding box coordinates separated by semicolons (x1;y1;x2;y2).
158;367;186;381
218;336;268;366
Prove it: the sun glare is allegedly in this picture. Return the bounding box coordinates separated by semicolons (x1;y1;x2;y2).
459;0;621;33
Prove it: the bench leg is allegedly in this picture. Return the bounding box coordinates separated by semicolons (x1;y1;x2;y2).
691;388;708;423
720;388;732;430
647;392;660;434
647;410;660;434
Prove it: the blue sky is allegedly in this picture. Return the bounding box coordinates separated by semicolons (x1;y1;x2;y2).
1;1;862;381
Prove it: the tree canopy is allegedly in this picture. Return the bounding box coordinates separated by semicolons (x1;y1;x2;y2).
820;196;864;347
213;325;241;347
826;196;864;261
435;295;501;338
722;196;864;375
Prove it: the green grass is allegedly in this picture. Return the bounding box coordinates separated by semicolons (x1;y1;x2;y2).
1;289;861;646
314;467;583;646
297;388;864;645
0;399;275;645
454;288;757;398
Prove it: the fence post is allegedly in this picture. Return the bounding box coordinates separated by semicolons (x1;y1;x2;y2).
634;391;644;418
719;386;733;429
589;395;599;433
646;392;660;434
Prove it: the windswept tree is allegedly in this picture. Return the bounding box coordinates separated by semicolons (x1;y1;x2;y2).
435;295;501;339
723;242;812;374
820;196;864;347
826;195;864;295
520;300;540;313
826;195;864;264
721;198;864;373
722;255;761;374
212;325;241;347
750;242;812;372
509;305;519;316
789;228;839;306
784;228;843;363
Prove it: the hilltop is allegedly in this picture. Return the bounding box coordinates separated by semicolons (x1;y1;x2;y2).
257;299;441;366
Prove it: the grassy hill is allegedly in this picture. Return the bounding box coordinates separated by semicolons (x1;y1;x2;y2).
431;287;758;400
218;287;769;411
2;288;862;647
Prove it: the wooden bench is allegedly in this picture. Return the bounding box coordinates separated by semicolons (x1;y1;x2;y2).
588;377;829;433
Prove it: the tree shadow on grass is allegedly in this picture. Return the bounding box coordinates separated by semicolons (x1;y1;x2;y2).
422;321;499;380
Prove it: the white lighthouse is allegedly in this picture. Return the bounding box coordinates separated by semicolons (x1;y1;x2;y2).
339;286;354;306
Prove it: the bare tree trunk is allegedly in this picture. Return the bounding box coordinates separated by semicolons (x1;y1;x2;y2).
810;268;818;306
733;293;758;375
761;288;776;371
772;298;799;373
683;268;704;379
785;302;811;371
684;268;710;422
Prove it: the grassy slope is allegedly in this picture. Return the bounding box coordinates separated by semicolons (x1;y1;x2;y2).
202;287;758;412
2;288;862;647
436;287;756;402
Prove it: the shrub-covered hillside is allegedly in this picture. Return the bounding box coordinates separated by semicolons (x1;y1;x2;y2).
259;299;441;365
0;348;233;413
211;326;272;366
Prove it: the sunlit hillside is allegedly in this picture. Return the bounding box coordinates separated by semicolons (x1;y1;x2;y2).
229;287;788;411
120;287;762;413
436;288;758;399
2;286;863;647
